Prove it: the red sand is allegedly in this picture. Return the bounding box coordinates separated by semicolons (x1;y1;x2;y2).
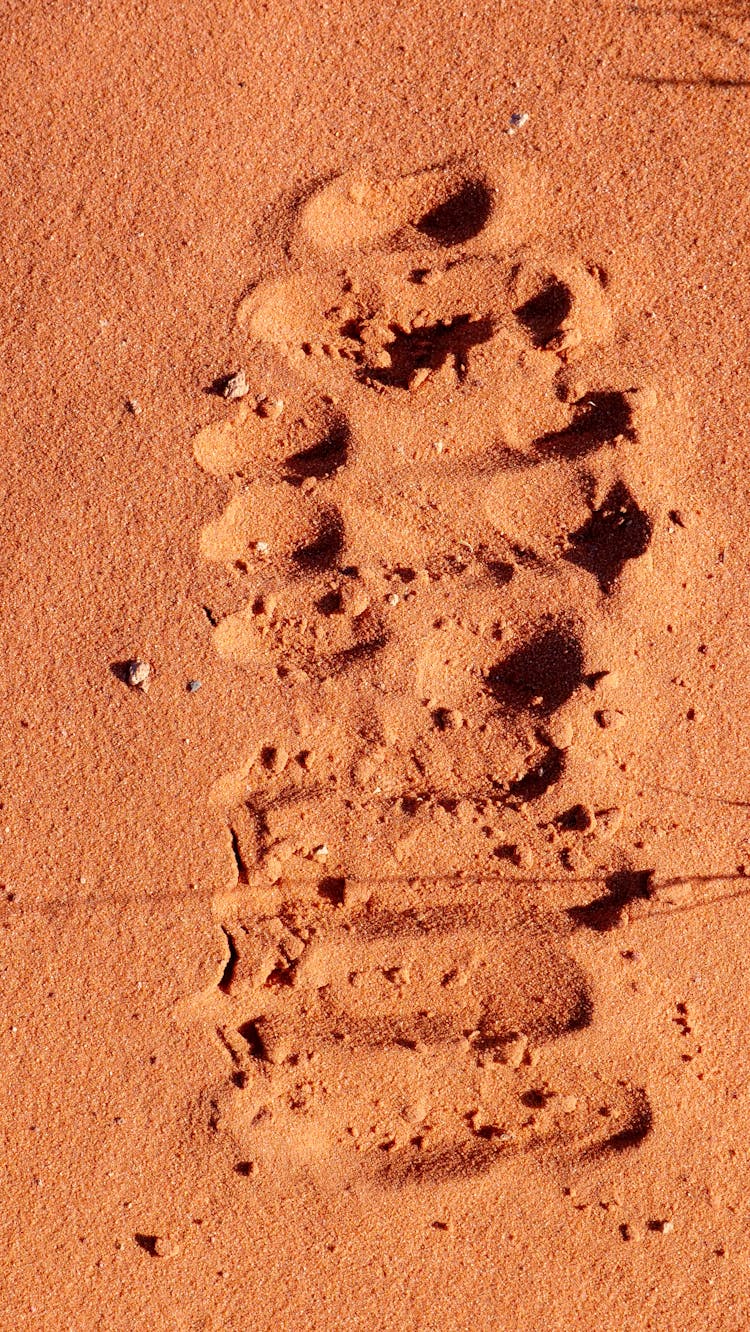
2;2;750;1327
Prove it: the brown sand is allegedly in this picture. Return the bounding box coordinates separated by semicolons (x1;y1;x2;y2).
2;1;750;1327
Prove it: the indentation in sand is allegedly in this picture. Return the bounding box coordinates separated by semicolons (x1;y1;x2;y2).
191;155;687;1187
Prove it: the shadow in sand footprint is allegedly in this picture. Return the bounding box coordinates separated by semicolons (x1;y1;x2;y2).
292;508;345;571
508;746;567;801
514;278;573;349
376;1083;652;1186
329;633;388;674
363;315;495;389
377;1133;518;1186
134;1234;160;1257
487;623;585;716
534;391;635;460
233;892;596;1060
485;559;516;585
477;962;594;1048
414;178;494;246
285;417;350;480
593;1086;654;1156
568;868;655;933
566;481;653;594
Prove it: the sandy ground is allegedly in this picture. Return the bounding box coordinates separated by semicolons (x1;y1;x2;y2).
2;1;750;1327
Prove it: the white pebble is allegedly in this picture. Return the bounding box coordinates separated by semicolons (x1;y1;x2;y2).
221;369;249;401
125;660;150;692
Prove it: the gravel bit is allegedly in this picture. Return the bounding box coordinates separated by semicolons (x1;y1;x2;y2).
125;660;151;692
220;369;249;400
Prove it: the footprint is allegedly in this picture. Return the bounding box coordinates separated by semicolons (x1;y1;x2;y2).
238;246;612;411
206;875;652;1186
191;156;681;1190
293;159;543;254
510;258;612;358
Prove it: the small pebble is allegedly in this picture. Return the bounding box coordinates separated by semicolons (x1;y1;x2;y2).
220;369;249;401
408;366;432;391
508;111;529;135
293;942;331;990
253;1017;290;1065
340;583;370;617
594;670;620;694
125;660;150;692
633;385;658;410
404;1098;429;1125
187;680;202;693
495;1031;528;1069
370;349;392;369
125;397;142;416
254;540;270;556
595;708;625;730
651;1218;674;1235
343;878;371;907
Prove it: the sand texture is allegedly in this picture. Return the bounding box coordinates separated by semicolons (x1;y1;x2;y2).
2;2;750;1328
